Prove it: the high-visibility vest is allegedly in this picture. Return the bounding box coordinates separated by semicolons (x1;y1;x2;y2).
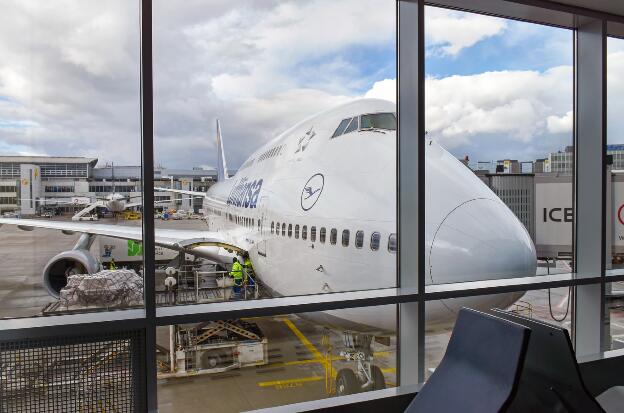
243;258;253;282
230;261;243;282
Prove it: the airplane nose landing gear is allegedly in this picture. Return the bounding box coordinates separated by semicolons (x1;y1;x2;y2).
335;332;386;396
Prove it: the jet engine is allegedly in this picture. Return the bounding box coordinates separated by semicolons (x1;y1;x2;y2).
42;249;100;298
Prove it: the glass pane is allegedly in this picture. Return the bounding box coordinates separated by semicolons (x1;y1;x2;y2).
343;117;358;134
356;230;364;249
606;37;624;350
0;1;142;318
360;113;396;130
371;232;381;251
332;118;351;138
425;289;571;378
606;281;624;351
424;6;573;285
157;306;397;412
152;0;396;308
342;230;350;247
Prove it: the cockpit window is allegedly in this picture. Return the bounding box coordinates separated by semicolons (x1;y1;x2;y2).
343;117;358;134
331;118;351;138
360;113;396;131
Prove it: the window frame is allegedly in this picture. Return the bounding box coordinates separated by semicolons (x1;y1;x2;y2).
0;3;618;412
355;230;364;249
370;231;381;251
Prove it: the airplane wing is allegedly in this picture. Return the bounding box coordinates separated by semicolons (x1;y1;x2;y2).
0;218;247;256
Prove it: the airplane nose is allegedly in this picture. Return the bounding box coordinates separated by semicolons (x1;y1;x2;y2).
428;198;536;285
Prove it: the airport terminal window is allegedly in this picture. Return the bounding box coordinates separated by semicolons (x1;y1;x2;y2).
0;185;17;192
360;112;397;131
0;197;17;204
302;225;308;240
45;185;74;193
288;224;293;237
282;224;286;236
330;228;337;245
276;223;280;235
370;232;380;251
355;230;364;248
344;117;359;134
388;233;397;253
295;224;300;239
331;118;351;138
342;230;350;247
311;226;316;242
320;227;326;243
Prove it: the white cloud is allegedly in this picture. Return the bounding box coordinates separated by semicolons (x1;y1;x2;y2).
364;66;574;149
426;7;507;56
547;111;572;134
1;0;621;171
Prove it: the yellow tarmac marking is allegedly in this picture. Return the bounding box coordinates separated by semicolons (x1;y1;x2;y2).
282;318;323;360
258;376;323;388
257;318;396;389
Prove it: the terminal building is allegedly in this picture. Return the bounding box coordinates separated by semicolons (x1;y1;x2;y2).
0;156;218;216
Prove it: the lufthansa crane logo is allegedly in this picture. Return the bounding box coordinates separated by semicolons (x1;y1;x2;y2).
301;173;324;211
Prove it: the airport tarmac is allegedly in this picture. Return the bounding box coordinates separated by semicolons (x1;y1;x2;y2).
2;216;624;411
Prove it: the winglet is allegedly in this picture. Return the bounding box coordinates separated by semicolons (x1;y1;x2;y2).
216;119;229;181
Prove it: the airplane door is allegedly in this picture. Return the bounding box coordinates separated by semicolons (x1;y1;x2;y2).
258;196;268;258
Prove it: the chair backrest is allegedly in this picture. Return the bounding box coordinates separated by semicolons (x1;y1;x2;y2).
405;308;530;413
490;309;605;413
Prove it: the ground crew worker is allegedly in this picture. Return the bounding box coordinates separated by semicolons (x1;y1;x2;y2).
230;257;243;297
109;258;117;270
243;253;255;286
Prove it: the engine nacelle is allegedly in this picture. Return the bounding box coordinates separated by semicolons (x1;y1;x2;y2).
43;249;100;298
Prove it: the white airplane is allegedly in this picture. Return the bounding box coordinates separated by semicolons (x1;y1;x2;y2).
0;99;536;393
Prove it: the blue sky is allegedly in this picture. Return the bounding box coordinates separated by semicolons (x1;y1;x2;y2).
426;21;573;76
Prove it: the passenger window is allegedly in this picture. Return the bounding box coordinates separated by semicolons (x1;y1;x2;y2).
342;230;350;247
302;225;307;240
282;224;286;237
330;228;337;245
388;233;397;253
331;118;351;138
311;226;316;242
271;222;274;234
355;230;364;248
295;224;300;239
320;227;326;243
370;231;380;251
288;224;293;238
344;117;358;134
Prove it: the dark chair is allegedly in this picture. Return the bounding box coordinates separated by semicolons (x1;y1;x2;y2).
405;308;531;413
490;309;605;413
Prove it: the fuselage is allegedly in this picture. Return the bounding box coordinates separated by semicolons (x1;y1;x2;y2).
198;99;536;333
